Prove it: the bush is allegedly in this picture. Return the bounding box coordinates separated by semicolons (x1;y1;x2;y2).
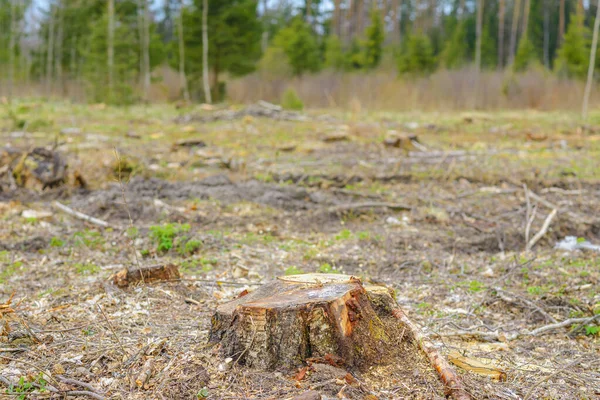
281;88;304;111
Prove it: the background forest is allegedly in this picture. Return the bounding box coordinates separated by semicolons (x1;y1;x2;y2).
2;0;600;110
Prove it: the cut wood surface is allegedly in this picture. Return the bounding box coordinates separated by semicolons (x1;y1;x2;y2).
112;264;180;287
211;274;471;400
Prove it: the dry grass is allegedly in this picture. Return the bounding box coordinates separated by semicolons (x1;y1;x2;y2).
229;67;600;112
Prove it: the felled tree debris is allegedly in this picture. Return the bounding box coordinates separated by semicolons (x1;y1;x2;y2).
172;139;207;149
211;274;471;400
0;146;86;193
383;132;425;153
112;264;181;287
175;101;309;124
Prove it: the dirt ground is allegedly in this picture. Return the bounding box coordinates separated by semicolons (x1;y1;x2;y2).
1;102;599;399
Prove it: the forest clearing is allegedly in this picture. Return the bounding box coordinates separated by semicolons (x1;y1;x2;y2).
2;0;600;398
1;101;599;399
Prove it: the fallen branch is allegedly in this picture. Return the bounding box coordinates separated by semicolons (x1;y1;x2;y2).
527;314;600;337
52;201;109;228
526;209;557;252
57;376;103;394
328;202;412;213
392;308;471;400
524;188;587;224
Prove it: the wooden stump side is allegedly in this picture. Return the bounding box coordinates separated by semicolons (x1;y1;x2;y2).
210;274;402;370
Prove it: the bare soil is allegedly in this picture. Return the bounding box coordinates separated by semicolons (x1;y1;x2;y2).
1;104;599;399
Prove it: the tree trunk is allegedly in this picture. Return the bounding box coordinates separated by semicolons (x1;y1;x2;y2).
55;3;64;95
475;0;484;75
498;0;505;69
508;0;521;65
333;0;341;36
142;0;151;102
177;0;190;102
559;0;565;44
357;0;364;36
543;0;550;68
8;0;16;98
210;274;404;370
522;0;531;39
46;5;56;96
108;0;115;101
306;0;312;20
582;0;600;119
390;0;400;43
261;0;269;52
202;0;212;104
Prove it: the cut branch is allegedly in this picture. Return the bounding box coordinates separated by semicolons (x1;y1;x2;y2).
526;208;557;252
52;201;109;228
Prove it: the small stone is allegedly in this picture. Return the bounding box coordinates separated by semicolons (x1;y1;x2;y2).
385;216;401;225
291;390;321;400
482;267;495;278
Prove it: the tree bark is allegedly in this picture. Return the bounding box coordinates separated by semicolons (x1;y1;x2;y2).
357;0;364;36
142;0;151;102
210;274;403;370
390;0;400;43
582;0;600;119
498;0;505;68
8;0;16;98
333;0;342;36
261;0;269;52
543;0;550;68
55;3;64;94
46;5;56;96
177;0;190;102
108;0;115;101
522;0;531;39
202;0;212;104
475;0;484;75
559;0;565;44
508;0;521;65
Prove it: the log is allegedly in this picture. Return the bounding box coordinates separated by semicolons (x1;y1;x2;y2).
112;264;180;287
209;274;404;371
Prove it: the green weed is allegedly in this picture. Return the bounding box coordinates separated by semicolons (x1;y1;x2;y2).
318;263;340;274
74;262;100;275
284;266;304;275
149;223;191;253
50;237;64;247
7;374;47;400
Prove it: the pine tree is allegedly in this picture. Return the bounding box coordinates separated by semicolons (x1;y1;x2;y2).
324;34;346;70
440;21;468;68
273;17;321;76
397;34;436;75
363;7;384;69
513;36;537;71
556;12;589;78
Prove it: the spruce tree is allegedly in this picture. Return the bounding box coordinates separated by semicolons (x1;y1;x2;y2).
556;12;589;78
514;36;538;71
324;35;346;71
397;34;436;75
363;8;384;69
440;21;468;69
273;17;321;76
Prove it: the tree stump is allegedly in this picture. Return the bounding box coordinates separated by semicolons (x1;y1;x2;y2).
209;274;404;371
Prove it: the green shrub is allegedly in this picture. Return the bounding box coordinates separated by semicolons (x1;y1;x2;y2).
281;88;304;111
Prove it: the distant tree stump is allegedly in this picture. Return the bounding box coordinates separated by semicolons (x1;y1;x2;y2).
209;274;404;370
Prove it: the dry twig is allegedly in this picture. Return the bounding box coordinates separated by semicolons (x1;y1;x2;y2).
526;209;557;252
53;201;109;228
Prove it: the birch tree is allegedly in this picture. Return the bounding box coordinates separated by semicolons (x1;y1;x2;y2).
582;0;600;119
